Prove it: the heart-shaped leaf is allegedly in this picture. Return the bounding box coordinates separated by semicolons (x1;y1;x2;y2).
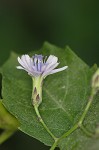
1;42;99;149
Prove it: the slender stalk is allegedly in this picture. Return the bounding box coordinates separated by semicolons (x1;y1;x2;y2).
50;124;79;149
34;105;56;140
55;89;96;143
78;89;95;126
59;124;78;141
33;78;97;150
32;77;57;148
50;139;59;150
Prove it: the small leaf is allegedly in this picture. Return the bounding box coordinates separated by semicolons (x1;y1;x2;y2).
1;42;99;149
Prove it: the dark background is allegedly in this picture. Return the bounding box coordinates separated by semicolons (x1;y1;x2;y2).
0;0;99;150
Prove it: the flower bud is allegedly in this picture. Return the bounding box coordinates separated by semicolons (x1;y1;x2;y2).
92;69;99;91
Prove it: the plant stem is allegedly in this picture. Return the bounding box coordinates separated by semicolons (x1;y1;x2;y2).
50;139;59;150
33;84;97;150
78;89;95;126
0;129;16;144
59;124;78;141
34;105;56;140
57;88;96;143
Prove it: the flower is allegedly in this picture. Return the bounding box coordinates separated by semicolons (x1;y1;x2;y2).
17;54;68;107
17;54;68;78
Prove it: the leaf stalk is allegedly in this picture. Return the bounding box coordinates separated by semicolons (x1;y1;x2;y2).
34;105;57;140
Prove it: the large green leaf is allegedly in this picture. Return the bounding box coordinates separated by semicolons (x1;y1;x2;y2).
1;42;99;149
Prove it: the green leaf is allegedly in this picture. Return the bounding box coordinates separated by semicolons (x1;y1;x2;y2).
1;42;99;149
0;100;19;130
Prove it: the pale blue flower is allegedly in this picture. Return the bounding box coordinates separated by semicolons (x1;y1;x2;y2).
17;54;68;107
17;54;68;78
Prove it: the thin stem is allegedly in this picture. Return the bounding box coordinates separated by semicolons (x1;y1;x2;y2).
50;139;59;150
0;130;16;144
55;89;96;143
33;80;97;150
59;124;78;141
34;105;56;140
78;89;95;126
50;124;79;149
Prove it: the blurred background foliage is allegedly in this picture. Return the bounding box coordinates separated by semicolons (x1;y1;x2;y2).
0;0;99;150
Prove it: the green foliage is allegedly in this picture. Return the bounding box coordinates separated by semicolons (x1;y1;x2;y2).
1;42;99;149
0;100;19;130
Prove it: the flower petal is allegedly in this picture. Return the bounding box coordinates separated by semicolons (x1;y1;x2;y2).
16;66;25;70
17;57;26;68
21;55;31;69
42;63;59;77
46;55;58;64
44;62;59;71
17;54;68;78
28;71;41;77
49;66;68;75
